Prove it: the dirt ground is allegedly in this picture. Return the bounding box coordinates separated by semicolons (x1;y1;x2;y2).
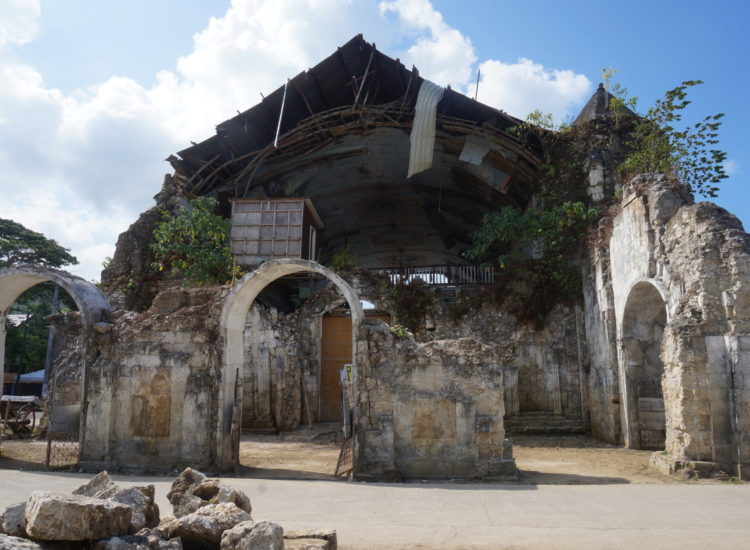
0;439;47;470
237;429;679;484
0;428;727;485
511;434;677;484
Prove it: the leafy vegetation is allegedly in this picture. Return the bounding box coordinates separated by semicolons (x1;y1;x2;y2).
509;110;590;206
386;279;436;334
329;245;356;271
603;68;728;198
390;323;409;339
0;218;78;269
468;72;728;325
5;284;76;375
0;220;78;374
466;202;597;325
151;197;240;286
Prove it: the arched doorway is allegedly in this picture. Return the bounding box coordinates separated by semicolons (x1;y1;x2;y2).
620;281;668;450
0;267;111;463
218;259;366;471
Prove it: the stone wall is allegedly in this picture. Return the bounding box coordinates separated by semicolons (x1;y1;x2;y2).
81;287;226;472
241;286;343;433
586;174;750;478
354;321;515;479
582;241;621;444
239;273;590;439
351;277;590;433
77;172;750;480
659;201;750;476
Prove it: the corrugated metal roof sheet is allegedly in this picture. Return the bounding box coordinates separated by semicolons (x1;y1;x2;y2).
407;80;445;177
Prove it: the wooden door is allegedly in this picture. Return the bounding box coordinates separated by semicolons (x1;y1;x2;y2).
320;313;389;422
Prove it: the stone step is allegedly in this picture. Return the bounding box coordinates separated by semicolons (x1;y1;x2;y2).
242;420;277;435
505;413;586;435
242;427;278;435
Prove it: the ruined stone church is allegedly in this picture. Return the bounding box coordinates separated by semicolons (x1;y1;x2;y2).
1;35;747;480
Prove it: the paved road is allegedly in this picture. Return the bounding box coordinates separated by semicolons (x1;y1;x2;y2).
1;470;748;549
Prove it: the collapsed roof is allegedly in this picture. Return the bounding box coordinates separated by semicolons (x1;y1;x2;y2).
170;35;543;267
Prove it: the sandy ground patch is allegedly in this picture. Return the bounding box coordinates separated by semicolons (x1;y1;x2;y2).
0;430;729;485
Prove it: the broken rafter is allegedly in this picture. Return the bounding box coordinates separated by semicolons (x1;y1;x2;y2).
290;79;315;118
187;154;220;182
247;147;365;189
336;47;356;101
193;148;263;195
400;66;419;111
353;45;376;106
219;131;241;158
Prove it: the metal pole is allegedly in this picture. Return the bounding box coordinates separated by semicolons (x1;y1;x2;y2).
273;80;289;149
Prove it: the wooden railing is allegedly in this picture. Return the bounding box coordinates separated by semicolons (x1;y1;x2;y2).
367;264;495;286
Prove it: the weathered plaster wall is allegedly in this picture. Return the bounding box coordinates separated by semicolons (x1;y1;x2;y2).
658;202;750;476
582;243;621;444
241;286;345;433
81;287;225;472
588;174;750;477
348;276;589;433
354;321;515;479
242;303;283;432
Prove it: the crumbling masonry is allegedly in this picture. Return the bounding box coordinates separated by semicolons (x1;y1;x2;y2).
1;35;748;480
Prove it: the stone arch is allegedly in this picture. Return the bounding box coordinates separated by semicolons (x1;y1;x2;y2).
0;266;112;452
619;280;669;450
218;259;366;471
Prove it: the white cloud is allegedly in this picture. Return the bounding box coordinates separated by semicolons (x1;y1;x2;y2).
0;0;592;282
378;0;590;121
0;0;39;46
379;0;476;88
477;58;592;121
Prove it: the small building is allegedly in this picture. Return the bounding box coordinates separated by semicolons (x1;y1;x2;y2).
230;198;324;266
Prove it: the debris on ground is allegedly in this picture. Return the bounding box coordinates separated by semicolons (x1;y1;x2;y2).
0;469;337;549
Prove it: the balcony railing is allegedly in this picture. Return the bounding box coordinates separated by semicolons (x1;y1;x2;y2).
367;264;495;286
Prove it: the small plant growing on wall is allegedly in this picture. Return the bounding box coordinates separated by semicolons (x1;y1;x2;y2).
386;278;437;334
330;245;356;272
390;323;410;339
151;197;241;286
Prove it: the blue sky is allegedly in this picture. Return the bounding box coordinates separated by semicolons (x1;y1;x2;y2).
0;0;747;280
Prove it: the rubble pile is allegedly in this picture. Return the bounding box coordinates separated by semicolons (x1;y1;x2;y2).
0;469;336;550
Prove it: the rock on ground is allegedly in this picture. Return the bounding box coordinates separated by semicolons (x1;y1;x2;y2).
220;520;283;550
284;539;328;550
284;529;337;550
1;502;27;537
74;471;121;499
159;502;251;550
0;534;43;549
74;471;159;533
167;469;251;518
24;491;132;541
93;529;183;550
112;486;160;533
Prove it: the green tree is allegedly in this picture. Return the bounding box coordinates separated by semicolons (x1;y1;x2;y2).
0;220;78;375
603;71;728;198
0;218;78;268
465;202;597;325
4;283;76;374
151;197;238;285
